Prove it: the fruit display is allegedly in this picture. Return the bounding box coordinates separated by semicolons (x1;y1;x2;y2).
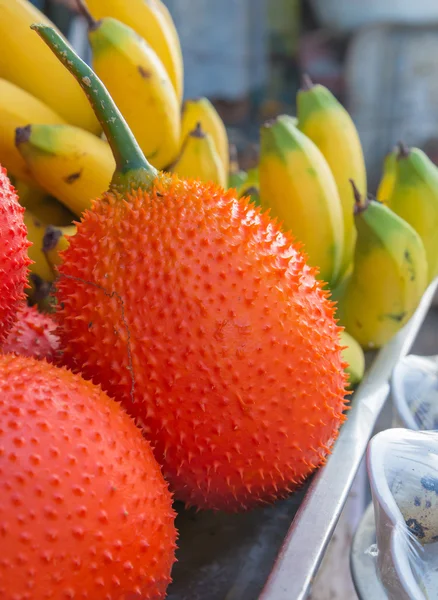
0;0;437;597
36;25;348;514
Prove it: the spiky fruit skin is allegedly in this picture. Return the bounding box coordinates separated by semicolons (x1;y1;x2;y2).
56;176;348;512
0;166;30;342
1;303;59;361
0;354;177;599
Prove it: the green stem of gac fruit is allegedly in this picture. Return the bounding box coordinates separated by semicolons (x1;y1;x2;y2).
31;23;157;192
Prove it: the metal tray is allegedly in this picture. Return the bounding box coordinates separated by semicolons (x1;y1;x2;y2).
166;279;438;600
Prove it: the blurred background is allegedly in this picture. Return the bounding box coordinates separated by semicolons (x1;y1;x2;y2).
34;0;438;193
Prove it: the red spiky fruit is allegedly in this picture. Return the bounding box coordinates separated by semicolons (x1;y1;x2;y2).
0;354;177;599
56;177;348;511
0;166;31;342
1;303;59;361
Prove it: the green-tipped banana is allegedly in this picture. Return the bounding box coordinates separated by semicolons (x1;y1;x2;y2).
297;76;367;284
259;114;344;286
337;183;428;350
15;123;115;217
376;147;397;205
340;330;365;388
389;144;438;283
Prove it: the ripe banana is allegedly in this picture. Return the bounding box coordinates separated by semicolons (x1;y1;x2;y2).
171;123;227;187
85;0;183;103
43;224;77;272
340;330;365;388
78;3;180;171
0;0;99;134
15;123;115;217
297;76;367;283
0;78;66;183
389;144;438;283
23;208;54;284
337;185;428;349
259;114;344;286
181;97;230;173
228;144;248;190
376;147;397;205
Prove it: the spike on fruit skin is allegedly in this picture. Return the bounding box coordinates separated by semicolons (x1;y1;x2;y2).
0;165;32;342
35;24;349;512
56;176;349;511
0;353;177;599
1;303;60;362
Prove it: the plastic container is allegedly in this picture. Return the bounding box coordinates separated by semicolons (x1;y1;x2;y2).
367;428;438;600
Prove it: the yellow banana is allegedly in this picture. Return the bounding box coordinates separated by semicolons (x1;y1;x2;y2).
43;224;77;272
0;0;99;134
259;114;344;286
228;143;248;190
389;144;438;283
297;76;367;283
376;146;397;205
171;122;227;187
181;97;230;173
337;184;428;350
15;123;115;217
340;330;365;389
78;3;180;171
0;78;67;183
23;208;54;284
85;0;183;103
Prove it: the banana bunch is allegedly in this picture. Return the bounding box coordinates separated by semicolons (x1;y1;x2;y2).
181;97;230;174
259;114;344;287
23;208;55;285
85;0;183;104
297;76;367;283
386;143;438;283
77;0;180;170
15;123;115;217
337;183;427;350
171;122;227;187
43;224;77;272
0;78;66;183
0;0;99;133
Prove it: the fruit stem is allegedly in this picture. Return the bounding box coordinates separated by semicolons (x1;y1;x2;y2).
191;122;205;138
301;74;314;91
397;141;410;160
31;24;157;192
350;179;369;215
76;0;99;31
15;125;31;147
